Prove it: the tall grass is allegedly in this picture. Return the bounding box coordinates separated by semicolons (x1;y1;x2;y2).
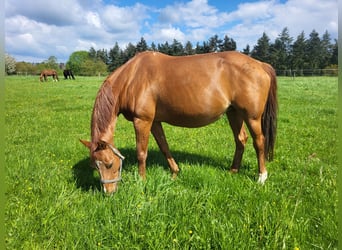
5;76;337;249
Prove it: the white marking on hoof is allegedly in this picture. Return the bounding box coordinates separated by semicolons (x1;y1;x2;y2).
258;171;268;184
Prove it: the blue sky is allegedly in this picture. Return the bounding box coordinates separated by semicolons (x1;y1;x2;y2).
5;0;338;63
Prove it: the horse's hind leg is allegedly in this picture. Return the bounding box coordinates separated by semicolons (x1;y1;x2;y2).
245;118;268;184
227;108;248;173
151;122;179;178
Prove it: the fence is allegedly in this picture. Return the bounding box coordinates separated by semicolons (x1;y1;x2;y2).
14;69;338;77
276;68;338;77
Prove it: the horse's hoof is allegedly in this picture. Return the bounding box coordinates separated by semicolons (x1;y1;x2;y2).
229;168;239;173
257;171;268;184
171;172;178;179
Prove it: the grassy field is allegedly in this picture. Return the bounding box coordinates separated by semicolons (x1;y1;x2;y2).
5;76;337;249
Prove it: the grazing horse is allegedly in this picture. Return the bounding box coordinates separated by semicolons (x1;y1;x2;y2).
63;69;75;80
40;69;59;82
81;51;277;194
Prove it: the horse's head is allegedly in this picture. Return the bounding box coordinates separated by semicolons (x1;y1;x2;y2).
80;140;125;194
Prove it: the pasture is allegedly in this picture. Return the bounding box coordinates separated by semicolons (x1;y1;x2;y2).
5;76;337;249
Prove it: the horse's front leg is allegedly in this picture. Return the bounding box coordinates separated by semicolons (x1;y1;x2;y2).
133;118;153;179
151;122;179;178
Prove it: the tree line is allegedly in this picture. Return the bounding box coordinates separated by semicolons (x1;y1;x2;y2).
70;27;337;76
6;27;338;76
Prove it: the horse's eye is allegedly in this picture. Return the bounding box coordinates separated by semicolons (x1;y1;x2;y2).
105;162;113;169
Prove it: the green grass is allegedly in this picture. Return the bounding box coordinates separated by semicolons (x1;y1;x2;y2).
5;76;337;249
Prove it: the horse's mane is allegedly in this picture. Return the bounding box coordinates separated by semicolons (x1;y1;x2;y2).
91;81;116;146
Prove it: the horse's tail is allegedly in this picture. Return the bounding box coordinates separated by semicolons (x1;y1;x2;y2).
261;63;278;161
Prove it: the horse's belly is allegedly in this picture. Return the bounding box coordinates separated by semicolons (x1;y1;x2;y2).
155;102;228;128
152;81;231;127
163;114;223;128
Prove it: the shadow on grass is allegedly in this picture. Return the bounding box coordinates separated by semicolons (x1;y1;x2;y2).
72;148;245;191
72;158;101;192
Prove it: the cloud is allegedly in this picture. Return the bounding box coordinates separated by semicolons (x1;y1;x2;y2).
86;12;102;29
5;0;83;26
160;26;186;42
271;0;338;36
102;4;148;34
5;0;338;62
225;0;338;47
159;0;220;28
5;0;148;62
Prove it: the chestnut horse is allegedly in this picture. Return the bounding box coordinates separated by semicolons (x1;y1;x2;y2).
81;51;277;194
40;69;59;82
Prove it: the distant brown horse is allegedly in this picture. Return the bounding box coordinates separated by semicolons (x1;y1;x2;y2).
81;51;277;194
39;69;59;82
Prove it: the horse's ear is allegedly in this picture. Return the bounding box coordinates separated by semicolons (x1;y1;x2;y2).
80;139;91;149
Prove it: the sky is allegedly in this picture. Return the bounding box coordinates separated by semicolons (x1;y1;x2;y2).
5;0;338;63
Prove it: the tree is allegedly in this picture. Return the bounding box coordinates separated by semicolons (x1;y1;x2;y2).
208;35;222;52
271;27;293;70
66;51;90;75
96;49;109;65
291;31;306;73
16;61;38;75
251;32;271;63
195;41;210;54
171;39;184;56
242;44;251;55
306;30;321;69
220;35;236;51
195;42;203;54
89;47;108;65
158;41;172;55
89;47;96;59
5;54;16;75
108;42;123;72
184;41;194;55
80;58;108;76
122;43;137;63
330;39;338;65
136;37;148;52
150;42;157;51
320;30;332;68
44;56;59;69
